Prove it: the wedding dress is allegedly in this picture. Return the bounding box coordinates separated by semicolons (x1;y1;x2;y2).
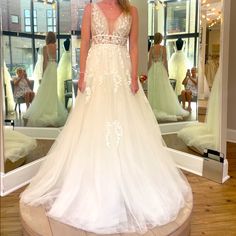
32;47;43;93
57;45;72;104
21;3;192;234
168;47;190;96
23;46;68;127
148;46;189;121
4;127;37;163
3;62;14;112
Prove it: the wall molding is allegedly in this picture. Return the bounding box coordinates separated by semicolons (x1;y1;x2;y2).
227;129;236;143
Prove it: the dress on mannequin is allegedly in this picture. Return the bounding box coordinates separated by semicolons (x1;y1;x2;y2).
3;62;14;112
23;45;68;127
178;67;221;154
32;47;44;93
57;38;72;104
21;3;192;234
168;38;190;96
148;46;189;121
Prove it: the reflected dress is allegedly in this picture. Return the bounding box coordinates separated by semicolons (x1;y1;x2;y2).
23;47;68;127
148;46;189;121
21;4;192;234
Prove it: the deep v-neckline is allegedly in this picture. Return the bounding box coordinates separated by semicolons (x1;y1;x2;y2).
95;3;123;35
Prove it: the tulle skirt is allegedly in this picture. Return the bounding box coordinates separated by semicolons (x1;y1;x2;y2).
148;61;189;121
3;62;15;111
57;51;72;104
23;61;68;127
4;127;37;162
21;44;192;234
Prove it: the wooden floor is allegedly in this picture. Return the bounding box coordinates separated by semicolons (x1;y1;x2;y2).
0;143;236;236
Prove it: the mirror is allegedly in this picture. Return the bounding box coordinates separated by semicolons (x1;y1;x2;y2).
1;0;72;172
147;0;199;123
0;0;224;177
146;0;221;157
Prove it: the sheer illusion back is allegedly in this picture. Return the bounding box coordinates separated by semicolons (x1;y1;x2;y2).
91;3;131;46
152;46;163;63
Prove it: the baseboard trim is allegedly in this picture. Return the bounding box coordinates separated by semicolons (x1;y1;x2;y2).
227;129;236;143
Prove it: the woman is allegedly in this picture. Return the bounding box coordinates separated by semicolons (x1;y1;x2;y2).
181;67;198;111
13;67;35;108
148;32;189;121
23;32;68;127
21;1;192;234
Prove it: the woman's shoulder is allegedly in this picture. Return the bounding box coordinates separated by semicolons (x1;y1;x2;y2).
130;5;138;16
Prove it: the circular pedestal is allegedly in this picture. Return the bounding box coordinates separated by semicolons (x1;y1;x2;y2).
20;201;192;236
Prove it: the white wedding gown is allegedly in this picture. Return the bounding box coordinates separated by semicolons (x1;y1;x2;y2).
168;49;190;95
23;47;68;127
32;47;44;93
57;48;72;104
21;4;192;234
148;46;189;121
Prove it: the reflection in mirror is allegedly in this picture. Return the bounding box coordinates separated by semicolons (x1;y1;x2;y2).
147;0;199;124
146;0;222;158
1;0;72;172
177;0;222;155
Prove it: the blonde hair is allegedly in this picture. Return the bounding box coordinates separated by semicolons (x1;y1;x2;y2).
46;31;56;45
118;0;131;13
154;32;163;44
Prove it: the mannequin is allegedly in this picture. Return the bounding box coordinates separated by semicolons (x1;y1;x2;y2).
168;38;190;96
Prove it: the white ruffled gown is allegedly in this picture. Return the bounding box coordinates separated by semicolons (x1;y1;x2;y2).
23;48;68;127
32;47;44;93
4;127;37;163
148;47;189;121
168;49;190;95
57;48;72;104
3;62;15;112
178;67;221;154
21;4;192;234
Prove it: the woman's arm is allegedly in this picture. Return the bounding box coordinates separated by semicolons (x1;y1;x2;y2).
129;6;139;94
78;3;91;92
148;47;153;71
14;77;22;86
190;76;198;85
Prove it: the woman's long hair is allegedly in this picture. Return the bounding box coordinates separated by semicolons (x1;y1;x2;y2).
118;0;131;13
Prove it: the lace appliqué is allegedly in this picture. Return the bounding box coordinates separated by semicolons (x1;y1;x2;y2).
105;120;123;148
91;4;131;46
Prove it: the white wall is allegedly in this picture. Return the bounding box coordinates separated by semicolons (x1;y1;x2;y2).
227;0;236;142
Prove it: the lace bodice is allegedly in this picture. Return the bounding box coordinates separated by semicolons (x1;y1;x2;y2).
91;4;132;46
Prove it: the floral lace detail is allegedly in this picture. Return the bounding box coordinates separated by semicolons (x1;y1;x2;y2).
105;120;123;148
91;4;132;46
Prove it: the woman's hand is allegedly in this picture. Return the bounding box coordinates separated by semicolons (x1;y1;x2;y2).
78;78;86;93
130;78;139;94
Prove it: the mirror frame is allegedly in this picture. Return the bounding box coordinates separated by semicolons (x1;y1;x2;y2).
0;0;230;196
